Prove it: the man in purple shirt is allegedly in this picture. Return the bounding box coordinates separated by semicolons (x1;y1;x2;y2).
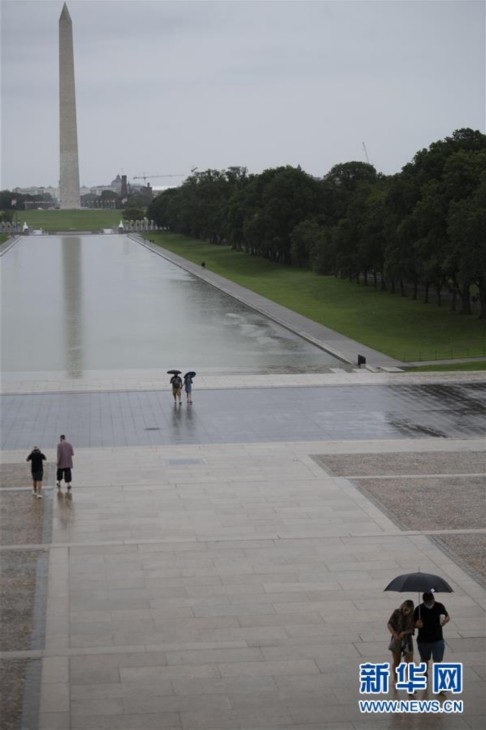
56;434;74;492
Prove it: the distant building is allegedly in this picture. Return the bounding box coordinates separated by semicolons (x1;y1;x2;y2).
89;174;124;197
120;175;128;201
8;174;177;209
13;186;59;200
12;186;58;208
111;174;122;194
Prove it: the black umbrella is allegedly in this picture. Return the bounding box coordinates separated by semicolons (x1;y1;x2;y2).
384;571;453;619
167;369;181;375
384;572;454;594
184;371;196;379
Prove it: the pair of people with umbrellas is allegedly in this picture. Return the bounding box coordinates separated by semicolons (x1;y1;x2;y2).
168;370;195;405
385;571;452;680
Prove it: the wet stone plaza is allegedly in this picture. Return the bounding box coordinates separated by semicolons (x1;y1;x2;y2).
0;234;485;730
1;381;486;450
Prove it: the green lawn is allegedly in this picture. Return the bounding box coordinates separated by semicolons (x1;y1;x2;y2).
409;361;486;372
14;209;121;231
148;232;486;363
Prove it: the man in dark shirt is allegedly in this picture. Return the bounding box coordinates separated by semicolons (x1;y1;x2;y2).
27;446;46;499
413;591;450;669
170;374;182;405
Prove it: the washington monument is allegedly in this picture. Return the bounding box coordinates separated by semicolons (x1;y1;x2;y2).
59;3;80;209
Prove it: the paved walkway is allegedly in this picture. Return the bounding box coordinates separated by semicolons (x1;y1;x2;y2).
2;377;485;450
2;433;484;730
1;239;485;729
2;371;485;729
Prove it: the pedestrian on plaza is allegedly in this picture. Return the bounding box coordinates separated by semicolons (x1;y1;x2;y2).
183;372;194;404
170;373;183;405
56;434;74;492
26;446;46;499
387;599;415;673
413;592;450;672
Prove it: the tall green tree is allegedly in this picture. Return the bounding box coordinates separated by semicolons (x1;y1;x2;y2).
321;161;378;224
448;176;486;318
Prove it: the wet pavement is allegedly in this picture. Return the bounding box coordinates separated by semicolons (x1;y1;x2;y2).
2;436;482;730
2;381;485;450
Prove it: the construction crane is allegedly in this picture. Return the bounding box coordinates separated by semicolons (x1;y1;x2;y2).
133;173;185;183
362;142;371;165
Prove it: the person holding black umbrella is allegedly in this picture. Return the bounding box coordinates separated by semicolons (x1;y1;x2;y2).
183;371;196;404
169;372;183;405
413;591;450;671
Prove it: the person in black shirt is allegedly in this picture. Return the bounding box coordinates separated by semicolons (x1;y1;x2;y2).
26;446;46;499
413;591;450;670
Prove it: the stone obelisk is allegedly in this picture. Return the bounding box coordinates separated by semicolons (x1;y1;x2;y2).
59;3;80;209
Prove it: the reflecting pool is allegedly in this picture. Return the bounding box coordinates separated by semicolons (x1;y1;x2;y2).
1;235;341;380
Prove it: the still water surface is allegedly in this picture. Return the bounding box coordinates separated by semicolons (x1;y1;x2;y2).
1;235;340;380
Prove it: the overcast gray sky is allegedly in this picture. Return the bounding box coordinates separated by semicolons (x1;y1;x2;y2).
1;0;485;189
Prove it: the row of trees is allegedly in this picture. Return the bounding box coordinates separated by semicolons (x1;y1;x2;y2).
0;190;56;214
147;129;486;319
81;188;153;212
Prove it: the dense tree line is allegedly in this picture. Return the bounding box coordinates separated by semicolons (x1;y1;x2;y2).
157;129;483;319
0;190;55;212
